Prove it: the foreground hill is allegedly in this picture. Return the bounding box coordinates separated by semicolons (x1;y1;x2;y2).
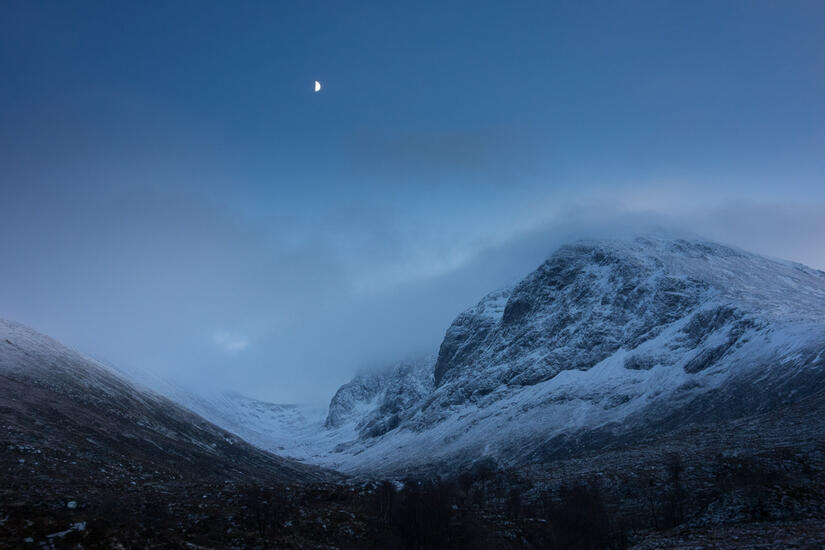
0;318;327;485
0;319;391;548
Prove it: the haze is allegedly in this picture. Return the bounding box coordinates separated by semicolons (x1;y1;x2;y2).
1;1;824;403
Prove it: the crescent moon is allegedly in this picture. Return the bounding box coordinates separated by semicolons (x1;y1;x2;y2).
314;80;321;92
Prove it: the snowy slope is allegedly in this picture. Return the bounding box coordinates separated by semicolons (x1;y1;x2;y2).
150;237;825;476
0;319;329;483
172;357;435;466
170;389;330;462
303;237;825;473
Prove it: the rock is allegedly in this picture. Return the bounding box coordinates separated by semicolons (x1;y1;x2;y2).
325;356;434;438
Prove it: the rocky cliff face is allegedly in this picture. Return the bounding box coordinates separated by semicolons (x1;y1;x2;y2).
325;355;434;439
319;237;825;473
433;242;715;388
428;237;825;407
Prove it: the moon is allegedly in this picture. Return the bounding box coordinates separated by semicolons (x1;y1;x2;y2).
314;80;321;92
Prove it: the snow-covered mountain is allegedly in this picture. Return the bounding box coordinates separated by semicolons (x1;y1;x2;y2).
4;235;825;546
296;237;825;473
158;237;825;476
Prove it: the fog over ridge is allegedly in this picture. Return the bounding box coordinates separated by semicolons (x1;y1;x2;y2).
2;181;824;403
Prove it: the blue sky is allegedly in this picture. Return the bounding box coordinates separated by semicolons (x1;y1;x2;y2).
1;1;824;401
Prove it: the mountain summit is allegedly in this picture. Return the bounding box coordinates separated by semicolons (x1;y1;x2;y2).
317;237;825;473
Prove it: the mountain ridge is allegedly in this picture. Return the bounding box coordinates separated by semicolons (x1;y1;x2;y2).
306;236;825;473
118;236;825;477
0;317;332;484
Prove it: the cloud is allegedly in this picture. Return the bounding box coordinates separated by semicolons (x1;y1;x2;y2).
2;157;824;405
213;331;250;353
347;126;536;186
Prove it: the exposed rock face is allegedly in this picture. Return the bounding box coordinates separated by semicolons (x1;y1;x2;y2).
433;288;510;386
0;319;329;484
319;237;825;474
325;371;386;429
430;238;809;400
432;243;714;388
325;356;434;439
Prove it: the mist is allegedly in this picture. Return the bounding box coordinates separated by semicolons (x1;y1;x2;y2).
2;163;823;404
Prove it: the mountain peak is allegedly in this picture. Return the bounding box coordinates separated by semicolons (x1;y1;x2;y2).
308;236;825;474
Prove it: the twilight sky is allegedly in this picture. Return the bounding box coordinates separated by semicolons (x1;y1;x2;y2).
1;1;824;403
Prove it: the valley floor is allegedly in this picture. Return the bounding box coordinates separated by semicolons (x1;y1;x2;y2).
3;480;825;549
4;429;825;550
